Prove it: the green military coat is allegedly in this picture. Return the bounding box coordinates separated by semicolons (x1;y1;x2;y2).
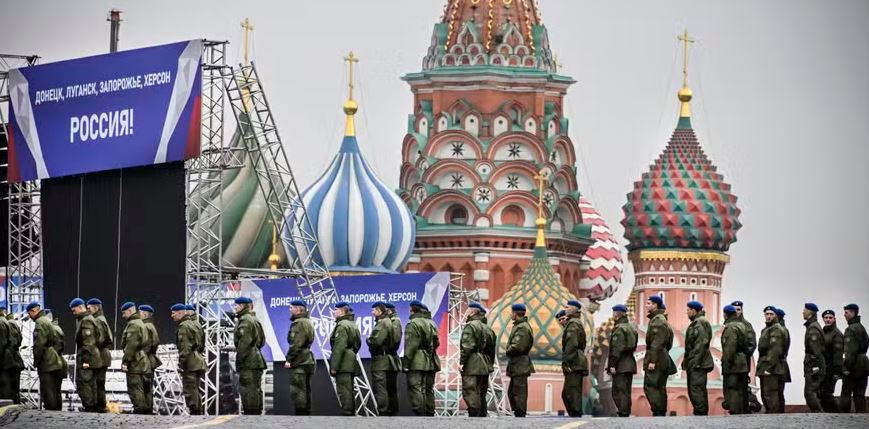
75;312;104;369
736;314;758;356
823;324;844;376
460;314;493;376
843;315;869;377
402;311;439;372
643;310;675;375
683;311;714;372
143;317;163;370
234;309;267;371
505;316;535;377
285;312;315;371
121;312;151;374
388;312;403;370
608;315;638;374
562;314;589;375
330;313;362;375
33;311;66;373
756;321;787;376
368;313;399;371
721;317;749;374
2;314;24;370
803;316;826;376
92;310;114;369
176;315;206;373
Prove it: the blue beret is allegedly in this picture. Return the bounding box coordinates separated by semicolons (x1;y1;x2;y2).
731;300;744;307
566;300;582;309
334;301;350;309
25;302;41;312
86;298;102;306
804;303;819;312
612;304;628;313
648;296;664;308
822;309;835;317
171;303;187;312
290;300;307;307
420;303;430;311
69;298;85;309
234;297;253;305
138;305;154;313
723;305;737;314
468;302;486;313
384;302;396;309
120;301;136;311
556;310;566;318
774;308;786;318
511;303;526;312
0;305;6;311
409;300;424;308
185;304;196;311
844;303;860;312
687;301;704;311
372;301;387;308
763;305;776;313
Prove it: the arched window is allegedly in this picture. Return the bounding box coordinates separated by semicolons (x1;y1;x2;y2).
500;205;525;226
524;118;537;134
493;115;509;137
689;292;698;302
446;204;469;225
418;117;429;137
464;115;479;136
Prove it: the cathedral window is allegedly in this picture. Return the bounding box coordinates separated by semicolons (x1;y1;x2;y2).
446;205;468;225
501;205;525;227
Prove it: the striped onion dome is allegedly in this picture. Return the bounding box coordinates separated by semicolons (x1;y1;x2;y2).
284;100;416;274
578;197;623;301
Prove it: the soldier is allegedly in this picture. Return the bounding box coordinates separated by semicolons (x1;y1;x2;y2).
607;304;637;417
0;306;9;400
802;303;826;412
283;300;314;415
233;296;267;415
384;301;402;416
459;302;494;417
756;305;786;413
775;307;791;412
683;300;713;415
120;301;151;414
138;304;161;415
721;305;749;414
0;307;24;404
505;303;534;417
556;310;568;327
330;301;362;416
643;295;675;417
731;300;761;412
27;302;66;410
44;310;65;356
820;309;844;412
367;301;396;415
87;298;113;412
69;298;103;412
839;303;868;413
562;300;589;417
403;300;440;416
171;303;206;415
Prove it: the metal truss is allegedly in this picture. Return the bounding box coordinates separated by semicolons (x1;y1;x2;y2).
152;345;189;415
1;53;41;409
435;273;511;417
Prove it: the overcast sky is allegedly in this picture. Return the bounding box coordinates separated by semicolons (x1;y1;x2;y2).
3;0;868;404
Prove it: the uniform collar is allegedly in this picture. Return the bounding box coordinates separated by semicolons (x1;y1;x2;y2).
848;315;862;325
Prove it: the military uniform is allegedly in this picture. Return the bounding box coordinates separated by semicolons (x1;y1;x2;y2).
33;311;67;410
330;313;362;416
505;315;534;417
460;312;495;417
562;313;589;417
386;309;403;416
683;310;714;415
821;322;844;412
286;311;315;415
142;316;162;414
92;308;114;412
176;314;206;415
721;315;749;414
75;311;104;412
779;319;791;412
0;315;10;401
368;311;397;414
757;319;787;413
839;315;868;413
643;309;675;416
1;314;25;404
50;318;65;355
803;315;826;412
122;311;152;414
607;314;638;417
403;309;440;416
735;313;760;412
235;307;267;415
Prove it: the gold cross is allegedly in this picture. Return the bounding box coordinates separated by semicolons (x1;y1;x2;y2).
553;54;563;72
677;29;695;87
344;51;359;101
533;169;548;219
241;18;255;64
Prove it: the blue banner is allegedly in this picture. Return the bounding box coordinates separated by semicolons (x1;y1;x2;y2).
7;40;203;182
235;272;451;361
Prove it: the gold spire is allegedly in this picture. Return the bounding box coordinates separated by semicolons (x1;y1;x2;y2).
343;51;359;137
533;169;548;247
268;222;281;271
241;18;254;65
677;29;695;118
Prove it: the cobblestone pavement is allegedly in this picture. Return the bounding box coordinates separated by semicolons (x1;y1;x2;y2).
1;407;868;429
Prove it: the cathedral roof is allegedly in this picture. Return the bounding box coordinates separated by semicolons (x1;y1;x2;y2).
578;197;623;301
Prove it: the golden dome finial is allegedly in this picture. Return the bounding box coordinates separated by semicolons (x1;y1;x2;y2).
269;222;281;271
533;169;549;247
343;51;360;136
677;29;695;118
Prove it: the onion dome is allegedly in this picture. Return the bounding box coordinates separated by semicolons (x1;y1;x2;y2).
578;197;623;301
285;54;416;273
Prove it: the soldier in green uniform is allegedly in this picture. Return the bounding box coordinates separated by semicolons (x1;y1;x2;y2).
731;300;761;412
820;309;844;412
69;298;103;412
683;300;713;415
27;302;67;410
756;306;786;413
556;310;567;327
367;301;396;415
607;304;637;417
801;303;826;412
403;300;440;416
233;296;267;415
87;298;113;412
283;299;315;415
44;310;65;357
139;304;161;414
384;302;402;416
0;307;24;404
120;301;151;414
643;295;675;417
171;303;206;415
721;305;749;414
505;303;534;417
460;302;493;417
775;307;791;412
330;301;362;416
839;303;868;413
562;300;589;417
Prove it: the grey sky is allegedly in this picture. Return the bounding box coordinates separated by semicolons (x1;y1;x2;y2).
3;0;868;404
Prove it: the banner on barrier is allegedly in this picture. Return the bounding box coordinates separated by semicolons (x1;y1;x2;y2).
6;39;203;182
236;272;451;362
